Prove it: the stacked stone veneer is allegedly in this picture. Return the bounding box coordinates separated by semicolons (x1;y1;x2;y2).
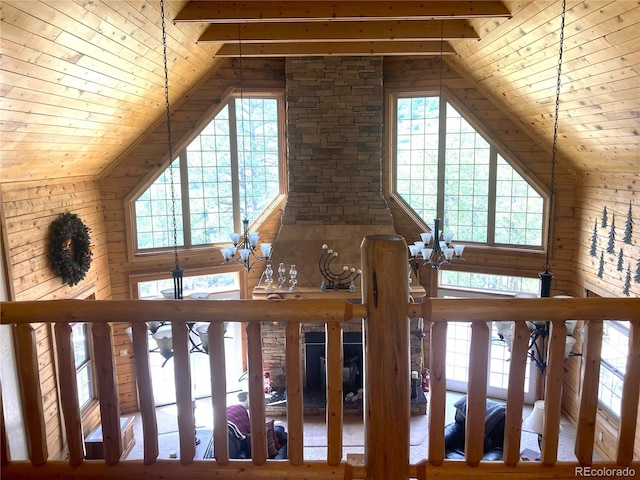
262;57;426;415
282;56;392;225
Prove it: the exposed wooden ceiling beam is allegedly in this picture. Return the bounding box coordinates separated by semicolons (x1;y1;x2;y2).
215;41;457;57
175;1;511;23
198;20;478;43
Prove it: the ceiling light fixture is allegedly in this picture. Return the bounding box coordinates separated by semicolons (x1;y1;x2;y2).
220;25;272;271
539;0;566;298
160;0;184;299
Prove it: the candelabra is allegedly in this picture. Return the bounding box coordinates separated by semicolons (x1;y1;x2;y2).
319;244;361;290
220;218;272;271
408;218;465;271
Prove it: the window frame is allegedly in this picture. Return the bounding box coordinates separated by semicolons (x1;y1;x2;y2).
597;319;629;419
386;87;550;251
125;89;287;260
71;322;96;411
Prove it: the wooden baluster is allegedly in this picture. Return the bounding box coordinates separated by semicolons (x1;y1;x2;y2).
428;316;447;466
541;320;566;466
14;324;47;465
575;320;602;465
208;321;228;465
131;321;158;465
92;322;122;465
362;234;409;480
617;320;640;466
171;322;195;464
246;321;267;465
326;321;343;466
285;321;304;465
53;323;83;466
503;320;530;466
465;321;490;466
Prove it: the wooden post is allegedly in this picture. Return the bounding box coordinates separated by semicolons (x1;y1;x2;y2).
465;322;490;466
541;320;566;466
14;324;47;466
285;321;304;465
362;235;409;480
92;322;122;465
575;320;602;465
503;320;530;466
54;323;84;466
208;321;228;465
131;321;159;465
171;322;195;464
617;320;640;466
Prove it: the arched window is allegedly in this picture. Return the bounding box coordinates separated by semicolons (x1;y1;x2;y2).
133;94;284;252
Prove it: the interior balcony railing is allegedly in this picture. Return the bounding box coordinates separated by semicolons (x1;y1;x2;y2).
1;235;639;480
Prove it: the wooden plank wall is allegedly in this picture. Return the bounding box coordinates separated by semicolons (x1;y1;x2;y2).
383;56;577;298
0;178;112;458
98;58;285;413
561;171;640;460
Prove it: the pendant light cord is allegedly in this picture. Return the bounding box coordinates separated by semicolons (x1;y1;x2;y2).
160;0;179;270
237;24;249;225
544;0;566;273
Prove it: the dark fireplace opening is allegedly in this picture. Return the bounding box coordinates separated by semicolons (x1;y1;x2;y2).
305;332;363;394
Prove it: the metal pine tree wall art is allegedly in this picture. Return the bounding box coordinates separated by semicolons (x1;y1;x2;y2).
635;257;640;283
597;251;605;278
623;266;631;296
590;219;598;257
624;201;633;244
607;215;616;254
617;249;624;271
601;206;608;228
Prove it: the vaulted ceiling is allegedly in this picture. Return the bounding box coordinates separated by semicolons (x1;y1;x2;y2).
1;1;638;184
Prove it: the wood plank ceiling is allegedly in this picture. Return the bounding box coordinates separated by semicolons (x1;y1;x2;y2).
0;1;638;184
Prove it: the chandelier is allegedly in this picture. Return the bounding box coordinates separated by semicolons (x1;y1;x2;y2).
220;218;272;271
218;25;271;272
408;218;465;271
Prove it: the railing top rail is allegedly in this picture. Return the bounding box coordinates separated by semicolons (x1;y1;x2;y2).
0;298;367;325
417;297;640;323
1;297;638;327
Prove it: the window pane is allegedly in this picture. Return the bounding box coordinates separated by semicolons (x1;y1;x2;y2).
72;323;89;365
236;98;280;221
598;321;629;417
187;105;232;244
443;103;489;243
135;159;184;249
494;155;544;245
395;96;439;223
440;270;540;294
72;323;93;409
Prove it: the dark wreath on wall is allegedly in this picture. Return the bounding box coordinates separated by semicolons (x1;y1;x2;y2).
49;212;93;286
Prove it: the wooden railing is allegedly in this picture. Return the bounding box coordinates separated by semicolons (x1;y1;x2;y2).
1;235;639;480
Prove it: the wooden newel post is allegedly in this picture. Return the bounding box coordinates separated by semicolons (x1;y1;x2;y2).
362;235;410;480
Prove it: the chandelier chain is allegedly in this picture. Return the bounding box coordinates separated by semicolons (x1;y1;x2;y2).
544;0;566;272
160;0;179;269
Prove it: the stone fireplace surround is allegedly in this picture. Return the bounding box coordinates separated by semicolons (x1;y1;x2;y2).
257;56;426;415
